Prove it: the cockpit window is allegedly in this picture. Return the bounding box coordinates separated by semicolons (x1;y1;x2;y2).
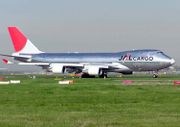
157;51;163;54
149;51;163;55
156;51;171;59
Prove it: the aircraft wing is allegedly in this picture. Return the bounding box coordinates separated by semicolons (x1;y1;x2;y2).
1;57;131;75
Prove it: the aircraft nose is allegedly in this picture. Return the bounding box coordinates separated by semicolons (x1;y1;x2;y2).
170;58;175;65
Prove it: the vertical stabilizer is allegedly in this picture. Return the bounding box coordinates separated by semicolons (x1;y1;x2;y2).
8;27;42;54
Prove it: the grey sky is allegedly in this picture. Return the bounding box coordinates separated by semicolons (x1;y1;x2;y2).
0;0;180;70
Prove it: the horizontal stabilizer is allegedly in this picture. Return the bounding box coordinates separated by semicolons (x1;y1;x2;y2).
2;59;13;64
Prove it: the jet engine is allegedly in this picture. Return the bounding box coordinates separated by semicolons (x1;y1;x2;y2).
83;66;103;75
48;64;65;73
88;67;101;75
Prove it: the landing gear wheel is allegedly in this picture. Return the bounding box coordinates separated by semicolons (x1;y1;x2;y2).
153;73;158;78
103;74;108;79
99;72;108;79
81;73;95;78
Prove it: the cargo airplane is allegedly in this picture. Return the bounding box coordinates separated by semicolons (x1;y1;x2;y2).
1;27;175;78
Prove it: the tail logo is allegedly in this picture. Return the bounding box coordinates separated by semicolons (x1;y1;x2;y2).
8;27;27;52
8;27;42;54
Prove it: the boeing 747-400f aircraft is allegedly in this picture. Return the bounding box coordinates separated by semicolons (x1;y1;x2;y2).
1;27;175;78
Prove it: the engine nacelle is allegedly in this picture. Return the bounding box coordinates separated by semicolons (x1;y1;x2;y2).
49;64;65;73
84;66;102;75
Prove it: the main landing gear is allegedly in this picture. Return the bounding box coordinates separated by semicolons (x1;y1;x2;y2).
80;73;95;78
153;71;158;78
99;72;108;79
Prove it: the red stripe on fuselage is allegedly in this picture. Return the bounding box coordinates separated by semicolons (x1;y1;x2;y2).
8;27;27;52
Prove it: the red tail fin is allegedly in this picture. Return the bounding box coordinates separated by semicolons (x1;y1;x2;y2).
8;27;42;54
8;27;27;52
